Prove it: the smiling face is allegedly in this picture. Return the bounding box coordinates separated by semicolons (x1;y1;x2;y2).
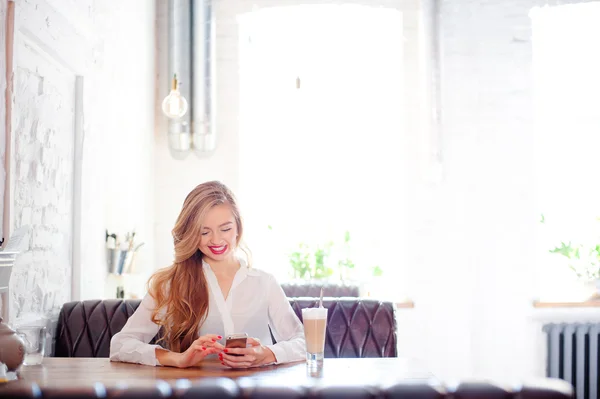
198;203;239;263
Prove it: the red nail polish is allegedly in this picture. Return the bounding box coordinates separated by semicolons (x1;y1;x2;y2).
221;362;225;365
202;346;206;350
223;349;228;353
212;339;216;342
217;335;222;339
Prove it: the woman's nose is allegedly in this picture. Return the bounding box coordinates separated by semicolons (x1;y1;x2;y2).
210;233;223;245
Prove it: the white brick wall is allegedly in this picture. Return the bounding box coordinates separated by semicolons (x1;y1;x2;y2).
9;0;78;319
2;0;156;327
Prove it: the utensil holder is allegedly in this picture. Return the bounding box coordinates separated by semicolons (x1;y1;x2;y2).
106;248;136;275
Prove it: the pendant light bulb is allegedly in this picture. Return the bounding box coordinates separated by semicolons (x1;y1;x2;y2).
162;74;188;119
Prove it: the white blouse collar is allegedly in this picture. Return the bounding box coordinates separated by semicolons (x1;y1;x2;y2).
201;257;260;277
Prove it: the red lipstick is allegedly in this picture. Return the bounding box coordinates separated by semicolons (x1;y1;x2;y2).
209;245;227;255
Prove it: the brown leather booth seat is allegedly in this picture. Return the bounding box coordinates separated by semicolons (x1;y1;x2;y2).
0;378;574;399
53;298;397;358
281;282;360;297
12;299;573;399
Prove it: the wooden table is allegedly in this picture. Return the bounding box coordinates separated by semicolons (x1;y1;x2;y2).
8;357;434;389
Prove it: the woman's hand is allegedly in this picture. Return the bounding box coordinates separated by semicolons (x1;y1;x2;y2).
157;334;224;368
177;334;225;368
219;337;277;368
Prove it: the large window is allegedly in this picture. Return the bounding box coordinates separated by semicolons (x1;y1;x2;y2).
531;2;600;300
237;5;407;299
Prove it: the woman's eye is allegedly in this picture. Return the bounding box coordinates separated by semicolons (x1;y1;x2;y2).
222;228;232;232
201;232;209;236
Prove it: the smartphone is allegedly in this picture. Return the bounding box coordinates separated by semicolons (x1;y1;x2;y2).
225;333;248;356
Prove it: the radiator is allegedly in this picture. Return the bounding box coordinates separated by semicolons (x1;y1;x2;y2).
543;323;600;399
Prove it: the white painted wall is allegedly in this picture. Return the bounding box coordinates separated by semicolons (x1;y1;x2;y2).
154;0;240;272
88;0;157;299
66;0;157;301
398;0;600;383
0;0;6;245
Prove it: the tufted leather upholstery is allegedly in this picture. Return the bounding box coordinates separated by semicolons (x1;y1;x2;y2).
54;300;146;358
53;298;396;358
287;298;396;357
0;378;574;399
281;282;360;297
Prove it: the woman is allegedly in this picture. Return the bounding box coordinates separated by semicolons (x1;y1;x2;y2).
110;181;306;368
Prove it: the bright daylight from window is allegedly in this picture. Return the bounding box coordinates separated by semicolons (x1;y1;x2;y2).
237;5;406;300
532;2;600;301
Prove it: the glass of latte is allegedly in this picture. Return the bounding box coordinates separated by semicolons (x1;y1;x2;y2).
301;307;328;369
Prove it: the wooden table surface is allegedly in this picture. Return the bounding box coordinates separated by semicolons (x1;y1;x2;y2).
7;357;435;389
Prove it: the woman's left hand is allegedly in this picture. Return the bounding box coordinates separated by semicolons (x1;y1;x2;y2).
219;337;277;368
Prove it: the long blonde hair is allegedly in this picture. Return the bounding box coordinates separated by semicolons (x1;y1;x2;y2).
147;181;245;352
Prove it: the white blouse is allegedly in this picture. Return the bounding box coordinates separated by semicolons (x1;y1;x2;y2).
109;260;306;366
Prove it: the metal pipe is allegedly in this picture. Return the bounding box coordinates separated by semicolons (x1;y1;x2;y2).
191;0;216;155
167;0;192;159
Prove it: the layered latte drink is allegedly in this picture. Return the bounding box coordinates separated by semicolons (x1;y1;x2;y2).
301;307;328;368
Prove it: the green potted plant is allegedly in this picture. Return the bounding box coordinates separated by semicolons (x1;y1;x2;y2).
549;241;600;281
286;230;382;296
544;214;600;299
288;241;335;280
